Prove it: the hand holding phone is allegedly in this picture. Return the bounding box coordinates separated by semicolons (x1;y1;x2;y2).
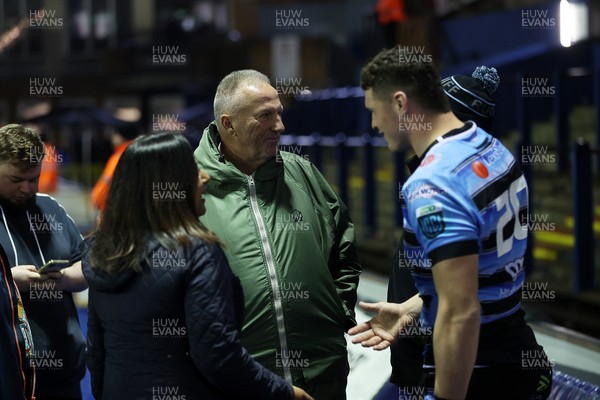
38;259;70;274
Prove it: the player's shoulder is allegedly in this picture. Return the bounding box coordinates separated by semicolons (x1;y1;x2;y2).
423;126;515;178
415;125;488;176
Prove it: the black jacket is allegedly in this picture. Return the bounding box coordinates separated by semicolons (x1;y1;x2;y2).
83;236;294;400
0;244;34;400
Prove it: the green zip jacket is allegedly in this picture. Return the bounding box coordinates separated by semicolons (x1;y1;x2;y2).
194;122;362;394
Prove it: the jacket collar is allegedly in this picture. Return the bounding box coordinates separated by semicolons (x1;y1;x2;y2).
196;121;281;184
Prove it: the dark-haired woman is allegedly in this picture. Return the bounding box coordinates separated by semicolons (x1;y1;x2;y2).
82;133;313;400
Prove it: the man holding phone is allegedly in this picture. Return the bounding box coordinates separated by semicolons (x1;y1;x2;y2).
38;259;70;274
0;124;87;400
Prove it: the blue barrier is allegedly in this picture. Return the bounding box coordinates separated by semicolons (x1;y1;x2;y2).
550;370;600;400
371;370;600;400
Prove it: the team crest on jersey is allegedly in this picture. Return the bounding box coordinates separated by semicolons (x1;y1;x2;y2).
416;204;445;239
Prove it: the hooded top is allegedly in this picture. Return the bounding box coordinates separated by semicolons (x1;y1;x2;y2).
0;194;85;397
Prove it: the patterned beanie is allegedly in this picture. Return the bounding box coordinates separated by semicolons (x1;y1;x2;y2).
442;66;500;133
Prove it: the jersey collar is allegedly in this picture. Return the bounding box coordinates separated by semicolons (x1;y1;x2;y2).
406;121;474;173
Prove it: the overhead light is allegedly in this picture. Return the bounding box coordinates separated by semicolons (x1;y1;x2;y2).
560;0;573;47
560;0;590;47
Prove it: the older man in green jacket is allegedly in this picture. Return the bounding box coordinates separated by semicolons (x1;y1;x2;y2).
194;69;362;400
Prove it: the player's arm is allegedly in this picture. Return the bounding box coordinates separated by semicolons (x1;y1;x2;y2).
431;253;480;399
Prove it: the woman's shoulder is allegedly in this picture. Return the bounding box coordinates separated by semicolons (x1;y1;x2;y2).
162;236;227;272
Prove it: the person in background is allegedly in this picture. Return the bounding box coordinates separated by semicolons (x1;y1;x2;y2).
350;47;552;400
0;123;87;400
83;132;313;400
90;124;139;213
38;136;60;194
387;65;501;389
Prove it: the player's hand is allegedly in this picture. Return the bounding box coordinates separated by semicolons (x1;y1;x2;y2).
348;301;418;350
11;265;50;293
292;386;315;400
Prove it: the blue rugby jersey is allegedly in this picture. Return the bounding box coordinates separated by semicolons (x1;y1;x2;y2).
402;122;528;332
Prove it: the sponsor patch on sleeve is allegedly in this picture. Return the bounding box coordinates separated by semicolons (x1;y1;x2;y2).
416;204;445;239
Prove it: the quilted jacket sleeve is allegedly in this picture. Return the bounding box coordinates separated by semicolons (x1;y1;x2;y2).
184;240;293;399
86;289;105;399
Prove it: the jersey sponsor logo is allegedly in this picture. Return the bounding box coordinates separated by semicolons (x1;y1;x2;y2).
483;142;504;165
406;182;446;201
416;204;445;239
471;160;489;178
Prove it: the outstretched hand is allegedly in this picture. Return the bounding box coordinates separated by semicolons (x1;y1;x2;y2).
348;301;418;350
292;386;315;400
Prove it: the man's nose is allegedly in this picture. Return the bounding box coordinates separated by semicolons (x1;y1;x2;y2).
273;115;285;133
371;119;378;131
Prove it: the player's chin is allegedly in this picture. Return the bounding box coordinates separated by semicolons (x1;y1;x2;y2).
385;138;400;152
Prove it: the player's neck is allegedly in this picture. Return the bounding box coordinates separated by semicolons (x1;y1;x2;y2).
410;111;465;158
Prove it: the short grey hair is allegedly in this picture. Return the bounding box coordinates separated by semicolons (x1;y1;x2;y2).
213;69;271;128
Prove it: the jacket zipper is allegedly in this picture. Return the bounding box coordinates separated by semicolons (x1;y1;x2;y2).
247;174;292;383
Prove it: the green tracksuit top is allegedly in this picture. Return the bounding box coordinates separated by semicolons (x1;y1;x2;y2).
194;122;362;391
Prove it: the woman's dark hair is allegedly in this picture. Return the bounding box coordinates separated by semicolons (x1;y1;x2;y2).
91;132;220;274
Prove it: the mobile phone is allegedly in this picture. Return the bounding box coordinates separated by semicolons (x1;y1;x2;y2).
38;259;70;274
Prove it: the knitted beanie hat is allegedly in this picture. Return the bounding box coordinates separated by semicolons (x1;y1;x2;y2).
442;66;500;133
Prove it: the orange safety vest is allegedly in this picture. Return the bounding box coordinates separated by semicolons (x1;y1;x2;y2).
90;140;133;212
376;0;406;25
38;143;59;194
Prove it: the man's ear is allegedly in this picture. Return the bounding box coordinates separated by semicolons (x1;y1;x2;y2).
392;91;407;114
219;114;236;136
